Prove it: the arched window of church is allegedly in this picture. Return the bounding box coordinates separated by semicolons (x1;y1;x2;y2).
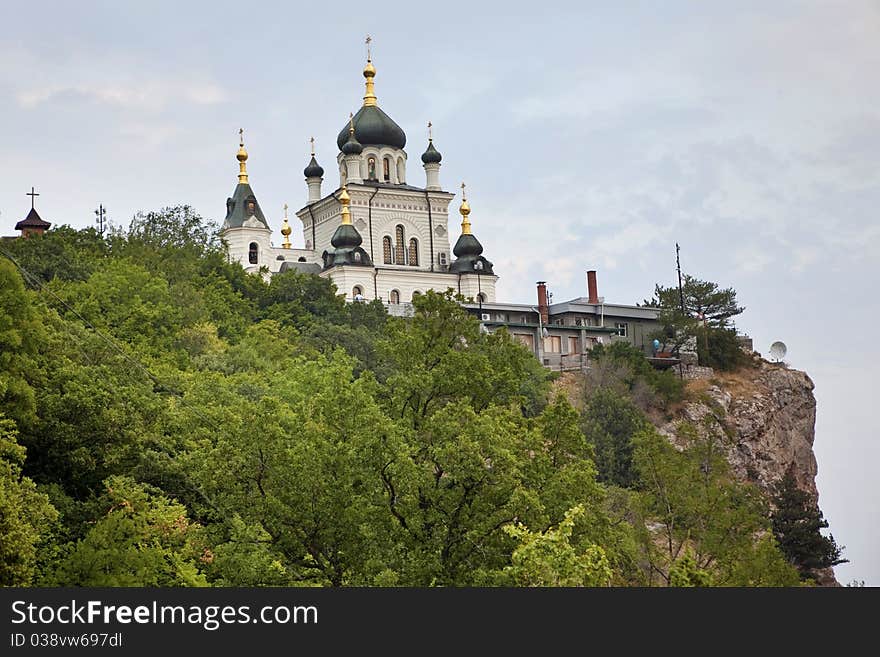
368;157;377;180
383;157;391;182
353;251;362;263
397;157;405;184
395;225;405;264
382;236;393;264
408;237;419;266
340;165;347;185
389;289;400;304
248;242;258;265
353;285;364;299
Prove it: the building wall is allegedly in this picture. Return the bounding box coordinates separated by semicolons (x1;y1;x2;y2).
296;185;455;273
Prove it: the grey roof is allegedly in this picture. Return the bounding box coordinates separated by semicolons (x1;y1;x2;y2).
337;105;406;150
224;182;269;230
279;261;322;275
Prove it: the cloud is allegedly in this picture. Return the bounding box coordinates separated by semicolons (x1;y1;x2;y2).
16;80;227;111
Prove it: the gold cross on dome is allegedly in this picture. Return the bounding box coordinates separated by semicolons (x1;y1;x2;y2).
365;35;372;60
461;181;466;200
239;128;244;146
283;203;289;218
309;136;315;156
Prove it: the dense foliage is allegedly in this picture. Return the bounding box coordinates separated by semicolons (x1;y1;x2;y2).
0;209;808;586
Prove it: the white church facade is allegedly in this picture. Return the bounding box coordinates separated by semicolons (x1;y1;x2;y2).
220;51;497;309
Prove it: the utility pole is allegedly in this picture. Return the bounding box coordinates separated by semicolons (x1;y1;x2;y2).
95;204;107;236
676;242;685;314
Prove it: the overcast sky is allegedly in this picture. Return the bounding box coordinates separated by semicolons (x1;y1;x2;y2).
1;0;877;585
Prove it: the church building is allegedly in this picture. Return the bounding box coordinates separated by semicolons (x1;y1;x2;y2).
220;48;497;310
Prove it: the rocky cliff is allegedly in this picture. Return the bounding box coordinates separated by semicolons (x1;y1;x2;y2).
657;359;837;585
659;361;819;505
555;356;836;585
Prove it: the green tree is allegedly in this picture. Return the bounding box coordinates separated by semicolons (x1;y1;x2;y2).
645;274;744;328
770;466;846;580
0;259;45;425
634;425;799;586
503;505;613;587
0;414;58;585
581;388;647;488
51;476;207;586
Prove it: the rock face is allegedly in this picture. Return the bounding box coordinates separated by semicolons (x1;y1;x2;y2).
661;362;818;503
659;359;836;585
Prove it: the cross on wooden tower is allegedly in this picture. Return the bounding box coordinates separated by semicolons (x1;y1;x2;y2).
26;186;39;209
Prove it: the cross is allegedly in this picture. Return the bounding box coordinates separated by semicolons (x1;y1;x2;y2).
283;203;289;218
461;181;466;200
428;121;433;141
365;35;372;60
309;136;315;156
239;127;244;146
26;186;39;209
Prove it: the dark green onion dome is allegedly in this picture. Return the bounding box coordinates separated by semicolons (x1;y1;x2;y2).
449;192;493;274
331;223;362;249
337;105;406;151
421;140;442;164
304;155;324;178
341;128;364;155
323;186;373;269
453;233;482;258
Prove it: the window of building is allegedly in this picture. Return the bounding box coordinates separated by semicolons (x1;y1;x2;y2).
569;337;579;354
544;335;562;352
515;334;534;350
352;285;364;300
408;237;419;266
615;322;628;337
353;251;362;263
395;225;405;264
248;242;258;265
383;157;391;182
397;157;405;184
368;157;377;180
389;289;400;304
382;236;393;264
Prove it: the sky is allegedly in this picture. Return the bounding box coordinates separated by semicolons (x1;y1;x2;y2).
1;0;877;585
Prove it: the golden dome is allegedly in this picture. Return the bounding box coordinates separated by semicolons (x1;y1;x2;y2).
459;182;472;235
363;60;376;78
237;128;249;184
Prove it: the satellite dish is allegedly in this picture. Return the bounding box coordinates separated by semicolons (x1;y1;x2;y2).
770;341;787;362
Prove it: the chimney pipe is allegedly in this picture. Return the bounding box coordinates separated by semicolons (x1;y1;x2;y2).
536;281;549;325
587;270;599;304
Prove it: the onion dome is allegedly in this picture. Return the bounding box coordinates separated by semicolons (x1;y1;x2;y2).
450;183;494;274
304;156;324;178
421;121;442;164
324;185;372;268
336;56;406;150
421;140;442;164
341;114;364;155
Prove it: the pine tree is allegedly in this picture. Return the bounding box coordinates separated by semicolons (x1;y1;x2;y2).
770;466;847;580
